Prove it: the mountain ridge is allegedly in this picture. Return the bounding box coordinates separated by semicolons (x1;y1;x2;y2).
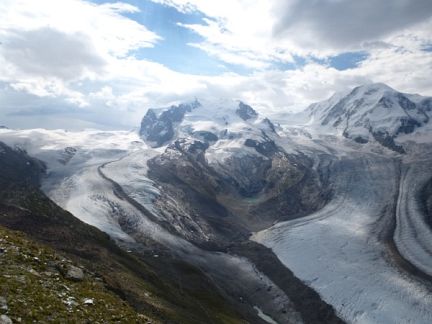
301;83;432;152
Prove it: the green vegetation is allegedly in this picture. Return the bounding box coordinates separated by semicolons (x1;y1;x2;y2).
0;226;155;323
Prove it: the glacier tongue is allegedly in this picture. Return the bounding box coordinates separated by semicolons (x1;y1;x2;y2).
253;152;432;324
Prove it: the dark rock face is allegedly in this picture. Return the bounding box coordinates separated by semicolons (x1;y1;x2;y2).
0;142;46;188
396;117;421;135
262;117;277;133
420;98;432;112
244;138;278;157
353;136;368;144
421;177;432;227
140;101;200;147
236;102;258;121
146;134;328;245
215;153;273;197
397;93;416;111
193;131;218;142
370;131;405;154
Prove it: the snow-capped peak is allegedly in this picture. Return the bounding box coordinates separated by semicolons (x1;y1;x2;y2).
139;98;277;148
303;83;431;152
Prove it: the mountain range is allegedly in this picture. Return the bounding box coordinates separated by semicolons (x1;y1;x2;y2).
1;83;432;323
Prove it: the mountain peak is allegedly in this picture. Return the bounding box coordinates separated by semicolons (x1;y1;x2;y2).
304;83;431;153
354;82;394;93
140;98;275;148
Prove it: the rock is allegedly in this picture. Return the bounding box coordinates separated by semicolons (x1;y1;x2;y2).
0;315;12;324
83;298;94;305
0;296;7;311
140;101;200;147
28;268;41;277
64;297;78;308
64;265;84;281
236;102;258;120
15;275;26;284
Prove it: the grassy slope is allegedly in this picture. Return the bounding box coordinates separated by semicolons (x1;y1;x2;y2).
0;225;154;323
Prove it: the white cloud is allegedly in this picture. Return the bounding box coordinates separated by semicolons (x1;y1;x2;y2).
0;0;161;103
273;0;432;53
154;0;432;58
0;0;431;130
154;0;293;68
2;28;105;80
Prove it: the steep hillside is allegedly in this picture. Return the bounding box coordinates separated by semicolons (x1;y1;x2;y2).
0;225;152;323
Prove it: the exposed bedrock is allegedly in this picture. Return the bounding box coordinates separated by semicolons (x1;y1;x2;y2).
420;176;432;226
147;137;330;247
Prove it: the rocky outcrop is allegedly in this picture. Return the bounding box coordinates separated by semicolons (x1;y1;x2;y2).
147;133;327;246
370;130;405;154
420;177;432;227
139;100;200;147
236;101;258;120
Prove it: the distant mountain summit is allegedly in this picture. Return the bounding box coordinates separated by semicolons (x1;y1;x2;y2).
304;83;432;152
139;98;277;149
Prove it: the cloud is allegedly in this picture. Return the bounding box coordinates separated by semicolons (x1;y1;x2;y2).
273;0;432;53
154;0;432;58
154;0;293;69
1;28;105;80
0;0;431;130
0;0;161;102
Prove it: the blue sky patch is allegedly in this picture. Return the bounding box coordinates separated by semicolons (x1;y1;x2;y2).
90;0;372;75
422;44;432;52
328;52;369;70
90;0;232;75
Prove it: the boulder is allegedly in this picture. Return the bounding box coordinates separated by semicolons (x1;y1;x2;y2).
64;265;84;281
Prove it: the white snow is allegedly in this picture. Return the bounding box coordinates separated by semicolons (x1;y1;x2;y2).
253;306;279;324
299;83;431;142
0;128;148;241
151;98;279;165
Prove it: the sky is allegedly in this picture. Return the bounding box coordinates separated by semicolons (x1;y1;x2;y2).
0;0;431;129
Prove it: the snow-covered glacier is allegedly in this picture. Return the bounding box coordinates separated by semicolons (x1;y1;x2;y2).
253;151;432;323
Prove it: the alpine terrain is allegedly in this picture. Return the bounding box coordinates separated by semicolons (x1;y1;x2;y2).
1;83;432;323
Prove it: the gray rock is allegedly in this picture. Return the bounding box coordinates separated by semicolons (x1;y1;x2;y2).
83;298;94;305
236;102;258;120
0;315;12;324
0;296;7;311
65;265;84;281
140;100;200;147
